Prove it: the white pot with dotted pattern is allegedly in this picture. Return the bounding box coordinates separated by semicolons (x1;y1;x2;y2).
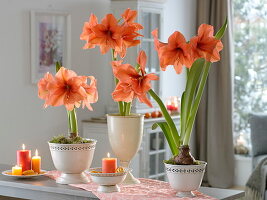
165;161;207;198
48;139;97;184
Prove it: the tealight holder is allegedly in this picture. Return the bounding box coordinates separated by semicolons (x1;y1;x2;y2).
88;167;130;193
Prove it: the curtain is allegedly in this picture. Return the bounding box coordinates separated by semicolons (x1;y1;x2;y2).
195;0;235;188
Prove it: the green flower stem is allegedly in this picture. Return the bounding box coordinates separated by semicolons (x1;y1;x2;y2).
149;89;180;150
125;102;132;116
111;49;124;116
67;108;78;138
183;61;211;145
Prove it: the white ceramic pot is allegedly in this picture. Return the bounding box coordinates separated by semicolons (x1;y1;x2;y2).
165;161;207;198
48;139;97;184
89;167;130;193
107;114;144;185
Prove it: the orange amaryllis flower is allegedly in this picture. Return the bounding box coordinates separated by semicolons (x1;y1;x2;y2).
80;14;98;49
136;50;147;74
38;67;98;111
38;72;55;108
118;25;142;58
152;29;192;74
121;8;137;24
82;76;98;110
121;8;143;29
151;29;167;53
89;14;123;54
190;24;223;62
117;8;143;58
81;9;143;59
111;51;158;107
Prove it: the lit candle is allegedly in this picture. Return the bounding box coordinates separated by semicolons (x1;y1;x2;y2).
237;134;246;146
32;149;41;173
166;100;173;111
12;165;22;175
17;144;31;172
102;152;117;173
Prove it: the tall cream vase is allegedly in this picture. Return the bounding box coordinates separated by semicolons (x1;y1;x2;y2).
107;114;144;185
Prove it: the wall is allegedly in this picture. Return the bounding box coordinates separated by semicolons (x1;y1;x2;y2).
0;0;196;169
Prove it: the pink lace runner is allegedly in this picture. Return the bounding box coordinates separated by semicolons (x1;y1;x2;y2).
46;171;218;200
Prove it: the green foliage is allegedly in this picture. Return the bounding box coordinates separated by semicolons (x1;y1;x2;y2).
55;61;62;73
233;0;267;138
152;122;178;155
149;89;180;155
49;135;92;144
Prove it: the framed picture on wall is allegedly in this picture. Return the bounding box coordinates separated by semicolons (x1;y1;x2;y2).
30;10;71;83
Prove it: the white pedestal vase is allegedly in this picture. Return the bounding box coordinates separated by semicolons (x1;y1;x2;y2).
107;114;144;185
165;161;207;198
48;139;97;184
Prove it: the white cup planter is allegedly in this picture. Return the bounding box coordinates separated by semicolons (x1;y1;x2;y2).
48;139;97;184
165;161;207;198
107;114;144;185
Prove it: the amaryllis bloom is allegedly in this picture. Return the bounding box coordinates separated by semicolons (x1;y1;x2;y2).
152;29;192;74
38;72;55;107
89;14;123;54
80;9;143;58
80;14;98;49
111;51;158;107
151;29;167;53
121;8;143;29
190;24;223;62
118;25;142;58
37;67;98;111
111;8;143;58
121;8;137;24
82;76;98;110
136;49;147;74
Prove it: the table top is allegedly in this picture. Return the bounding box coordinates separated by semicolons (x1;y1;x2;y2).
0;164;244;200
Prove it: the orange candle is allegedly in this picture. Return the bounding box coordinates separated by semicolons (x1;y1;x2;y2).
32;149;41;173
102;152;117;173
12;165;22;175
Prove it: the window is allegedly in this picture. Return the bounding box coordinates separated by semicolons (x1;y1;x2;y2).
233;0;267;147
140;11;161;97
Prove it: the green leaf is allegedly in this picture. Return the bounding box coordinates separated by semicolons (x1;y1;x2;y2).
152;122;178;155
215;18;228;40
56;61;62;73
148;89;180;148
183;62;211;145
180;92;186;137
180;59;205;140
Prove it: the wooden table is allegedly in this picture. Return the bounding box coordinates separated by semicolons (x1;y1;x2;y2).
0;164;244;200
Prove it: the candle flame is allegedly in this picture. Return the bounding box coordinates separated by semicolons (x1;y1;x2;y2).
107;152;110;158
22;144;25;150
35;149;38;156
